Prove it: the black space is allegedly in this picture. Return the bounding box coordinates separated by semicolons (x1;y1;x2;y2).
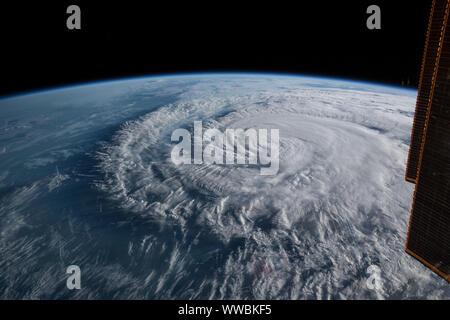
0;0;432;97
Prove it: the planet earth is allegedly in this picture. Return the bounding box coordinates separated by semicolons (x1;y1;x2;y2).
0;73;448;299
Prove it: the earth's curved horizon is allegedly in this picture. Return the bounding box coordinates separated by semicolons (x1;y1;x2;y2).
1;73;417;101
0;73;448;299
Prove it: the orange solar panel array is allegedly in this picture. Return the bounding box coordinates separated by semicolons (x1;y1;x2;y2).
406;0;449;183
405;0;450;282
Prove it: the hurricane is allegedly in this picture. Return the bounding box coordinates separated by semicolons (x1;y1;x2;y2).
0;74;448;299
